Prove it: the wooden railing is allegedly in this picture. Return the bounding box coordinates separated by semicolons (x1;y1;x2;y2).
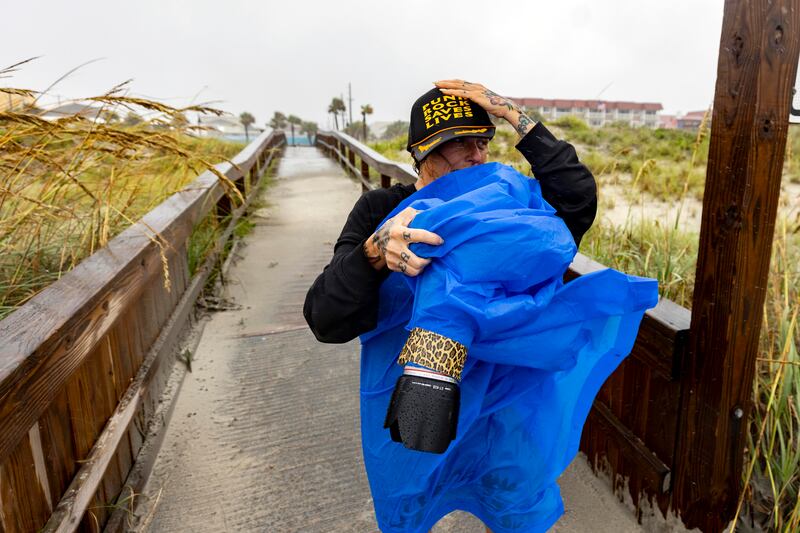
0;130;285;532
316;129;695;523
317;131;416;190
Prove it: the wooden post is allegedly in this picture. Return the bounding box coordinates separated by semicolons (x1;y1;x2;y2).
380;174;391;189
672;1;800;530
361;160;370;193
348;145;356;175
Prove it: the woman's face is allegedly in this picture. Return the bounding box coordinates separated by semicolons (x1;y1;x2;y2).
435;137;490;171
417;136;491;186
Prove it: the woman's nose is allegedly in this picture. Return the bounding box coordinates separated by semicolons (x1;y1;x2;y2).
466;141;483;162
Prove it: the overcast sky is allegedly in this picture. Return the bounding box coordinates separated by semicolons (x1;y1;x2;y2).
3;0;726;128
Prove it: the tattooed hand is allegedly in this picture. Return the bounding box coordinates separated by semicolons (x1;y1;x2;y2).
363;207;443;276
434;79;537;138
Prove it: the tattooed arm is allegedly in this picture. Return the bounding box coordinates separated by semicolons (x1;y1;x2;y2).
434;79;536;138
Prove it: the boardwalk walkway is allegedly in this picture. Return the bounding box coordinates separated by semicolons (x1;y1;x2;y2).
134;147;644;532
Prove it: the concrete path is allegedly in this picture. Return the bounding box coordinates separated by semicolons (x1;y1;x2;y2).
135;147;644;532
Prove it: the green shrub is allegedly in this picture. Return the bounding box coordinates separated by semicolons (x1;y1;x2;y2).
550;115;590;131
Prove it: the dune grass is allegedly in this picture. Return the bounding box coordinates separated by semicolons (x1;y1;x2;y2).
0;66;245;319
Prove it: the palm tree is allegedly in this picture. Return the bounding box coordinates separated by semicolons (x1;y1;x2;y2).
301;121;318;144
102;110;120;124
123;111;143;127
287;115;302;146
360;104;373;141
170;112;188;130
239;111;255;142
329;97;346;130
269;111;287;130
327;102;338;130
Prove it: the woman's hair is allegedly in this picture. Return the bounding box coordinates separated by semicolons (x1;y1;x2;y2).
414;152;435;176
414;147;453;179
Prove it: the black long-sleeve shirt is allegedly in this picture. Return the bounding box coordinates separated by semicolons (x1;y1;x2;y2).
304;122;597;343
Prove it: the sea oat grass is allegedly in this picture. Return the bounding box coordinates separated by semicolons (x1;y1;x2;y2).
0;68;244;318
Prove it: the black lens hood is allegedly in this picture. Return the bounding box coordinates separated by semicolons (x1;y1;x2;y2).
383;374;460;454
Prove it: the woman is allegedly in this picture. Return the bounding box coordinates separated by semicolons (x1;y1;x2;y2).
304;80;616;532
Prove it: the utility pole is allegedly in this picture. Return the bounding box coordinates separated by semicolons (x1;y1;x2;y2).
348;83;353;127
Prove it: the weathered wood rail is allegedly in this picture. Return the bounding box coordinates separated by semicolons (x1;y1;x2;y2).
0;130;285;532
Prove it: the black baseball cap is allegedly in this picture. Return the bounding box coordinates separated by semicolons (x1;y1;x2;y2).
406;88;495;163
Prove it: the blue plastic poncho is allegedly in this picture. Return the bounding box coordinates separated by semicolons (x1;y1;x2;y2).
359;163;658;533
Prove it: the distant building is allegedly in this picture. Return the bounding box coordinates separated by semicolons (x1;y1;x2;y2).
658;114;678;129
676;110;707;130
38;102;103;121
511;97;663;128
197;114;265;141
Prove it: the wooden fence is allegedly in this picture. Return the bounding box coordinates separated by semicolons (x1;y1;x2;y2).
0;130;285;532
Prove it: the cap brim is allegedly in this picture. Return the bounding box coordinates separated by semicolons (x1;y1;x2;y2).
410;126;495;162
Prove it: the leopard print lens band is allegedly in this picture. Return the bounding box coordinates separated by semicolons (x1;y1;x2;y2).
398;327;467;381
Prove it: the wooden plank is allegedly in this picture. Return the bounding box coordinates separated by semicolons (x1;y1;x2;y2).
126;411;144;464
150;271;171;339
360;159;371;193
37;394;77;511
643;373;682;466
124;307;145;376
598;354;681;468
0;425;53;532
672;1;800;529
137;281;161;368
581;401;672;515
45;367;153;532
70;348;117;532
107;328;133;402
94;340;125;528
622;355;651;439
0;465;24;531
